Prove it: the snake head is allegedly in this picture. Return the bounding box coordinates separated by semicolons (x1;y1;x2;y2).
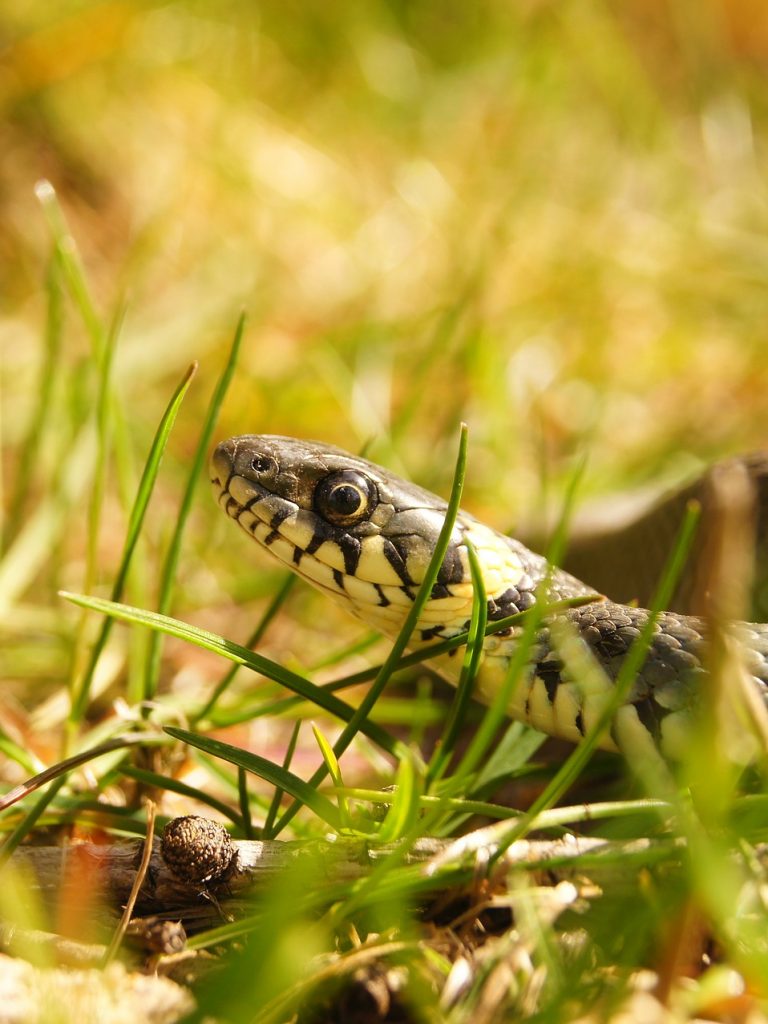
210;434;535;640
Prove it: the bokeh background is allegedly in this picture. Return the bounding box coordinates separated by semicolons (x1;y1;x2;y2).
2;0;768;745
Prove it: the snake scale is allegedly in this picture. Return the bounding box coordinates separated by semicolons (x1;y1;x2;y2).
210;435;768;760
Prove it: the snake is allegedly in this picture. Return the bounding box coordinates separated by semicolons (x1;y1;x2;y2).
209;435;768;760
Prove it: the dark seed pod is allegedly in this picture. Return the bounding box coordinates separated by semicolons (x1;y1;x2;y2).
161;815;235;886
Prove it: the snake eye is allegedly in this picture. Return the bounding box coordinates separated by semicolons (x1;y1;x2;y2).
250;454;276;475
314;470;378;526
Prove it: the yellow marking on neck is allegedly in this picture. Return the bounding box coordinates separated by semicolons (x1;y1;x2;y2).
356;536;407;586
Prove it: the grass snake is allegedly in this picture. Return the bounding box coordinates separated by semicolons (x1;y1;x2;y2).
210;435;768;760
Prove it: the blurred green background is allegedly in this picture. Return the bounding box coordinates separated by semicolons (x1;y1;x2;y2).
2;0;768;711
3;8;768;1013
5;1;768;477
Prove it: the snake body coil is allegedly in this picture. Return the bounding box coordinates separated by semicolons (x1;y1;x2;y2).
210;435;768;759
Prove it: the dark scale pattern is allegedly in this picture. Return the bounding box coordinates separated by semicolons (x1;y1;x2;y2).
487;579;537;620
437;543;466;586
564;601;768;719
515;599;768;746
161;816;235;886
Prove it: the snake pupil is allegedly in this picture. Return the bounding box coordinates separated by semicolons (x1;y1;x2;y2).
314;469;377;525
329;484;362;515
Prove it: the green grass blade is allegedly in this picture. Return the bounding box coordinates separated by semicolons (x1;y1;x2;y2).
4;250;65;547
83;302;123;600
203;595;598;729
0;741;38;777
117;766;243;827
0;734;167;815
426;537;487;785
142;313;246;702
272;422;470;836
262;721;301;839
0;734;168;860
193;573;296;726
237;768;253;839
165;727;343;831
490;500;701;865
0;777;68;866
376;749;422;843
68;362;197;724
60;591;399;754
69;304;123;712
312;723;349;826
0;428;95;616
443;456;589;788
35;181;104;357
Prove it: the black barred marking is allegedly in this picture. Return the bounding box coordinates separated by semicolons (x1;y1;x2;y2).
437;543;465;586
338;534;362;576
243;493;266;513
264;529;281;546
225;497;241;518
374;584;390;607
279;515;362;578
293;546;303;566
536;660;562;704
574;710;585;736
430;582;452;600
402;586;416;601
305;532;324;556
333;569;344;590
383;538;413;585
632;696;667;739
269;506;293;529
421;625;446;641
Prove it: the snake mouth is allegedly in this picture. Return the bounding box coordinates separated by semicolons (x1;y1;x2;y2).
210;440;238;496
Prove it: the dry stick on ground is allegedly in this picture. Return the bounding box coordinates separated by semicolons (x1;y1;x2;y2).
7;828;687;930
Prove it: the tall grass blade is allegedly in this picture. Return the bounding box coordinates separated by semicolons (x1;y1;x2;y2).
425;539;487;787
193;573;295;726
165;727;344;831
35;181;104;357
4;251;65;547
271;423;470;835
68;362;197;725
142;313;246;702
263;721;301;839
490;500;701;864
60;591;399;754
